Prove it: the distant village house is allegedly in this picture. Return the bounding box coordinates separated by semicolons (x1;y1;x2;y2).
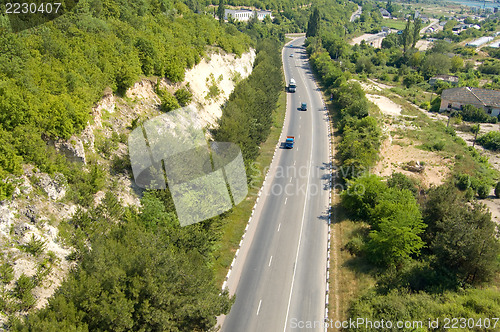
224;9;272;22
440;87;500;116
429;75;459;86
379;8;391;18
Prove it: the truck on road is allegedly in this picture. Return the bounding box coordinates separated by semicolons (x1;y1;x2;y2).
288;78;296;93
285;136;295;148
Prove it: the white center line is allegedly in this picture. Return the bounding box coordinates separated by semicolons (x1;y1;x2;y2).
285;197;288;204
257;300;262;315
277;223;281;232
293;160;296;166
289;177;292;183
269;256;273;267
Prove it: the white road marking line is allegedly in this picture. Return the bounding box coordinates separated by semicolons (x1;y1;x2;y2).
289;177;292;183
278;223;281;232
269;256;273;267
257;300;262;315
285;197;288;204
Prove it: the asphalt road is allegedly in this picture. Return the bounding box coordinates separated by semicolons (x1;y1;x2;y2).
221;36;331;332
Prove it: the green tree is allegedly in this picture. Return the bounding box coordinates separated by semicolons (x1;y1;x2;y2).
402;17;412;53
451;55;464;73
217;0;225;25
341;174;387;221
495;181;500;198
14;274;35;310
403;71;424;87
157;88;180;112
411;17;421;49
423;185;500;284
306;7;320;38
421;53;451;78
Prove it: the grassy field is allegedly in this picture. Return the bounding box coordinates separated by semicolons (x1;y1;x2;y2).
213;90;287;285
381;18;407;30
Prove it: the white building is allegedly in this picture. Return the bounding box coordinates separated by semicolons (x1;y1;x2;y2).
489;40;500;48
466;36;494;47
224;9;272;22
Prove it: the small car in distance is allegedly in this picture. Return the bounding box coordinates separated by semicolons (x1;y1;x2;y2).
300;102;307;111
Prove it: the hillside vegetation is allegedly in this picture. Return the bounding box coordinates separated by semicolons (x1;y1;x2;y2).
0;0;251;199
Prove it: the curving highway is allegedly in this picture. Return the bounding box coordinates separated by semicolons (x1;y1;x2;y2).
221;36;331;332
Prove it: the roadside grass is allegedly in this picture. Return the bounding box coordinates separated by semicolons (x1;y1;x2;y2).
329;202;376;330
325;96;377;330
213;90;287;285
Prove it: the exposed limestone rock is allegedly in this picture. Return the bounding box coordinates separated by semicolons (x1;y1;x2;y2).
36;173;67;201
54;136;86;164
12;175;33;198
14;222;35;237
23;205;39;223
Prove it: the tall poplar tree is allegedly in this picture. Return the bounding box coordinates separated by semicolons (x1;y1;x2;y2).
306;7;320;37
218;0;225;24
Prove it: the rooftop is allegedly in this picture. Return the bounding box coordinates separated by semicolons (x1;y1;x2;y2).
442;87;500;108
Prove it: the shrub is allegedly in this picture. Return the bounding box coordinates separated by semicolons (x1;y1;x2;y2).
157;88;180;112
420;101;431;110
495;182;500;198
21;234;46;257
423;140;445;151
0;263;14;283
14;274;35;310
344;236;365;256
444;126;456;137
387;172;417;194
477;184;490;199
174;87;193;106
477;131;500;151
464;187;475;201
459;104;495;123
455;174;471;190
